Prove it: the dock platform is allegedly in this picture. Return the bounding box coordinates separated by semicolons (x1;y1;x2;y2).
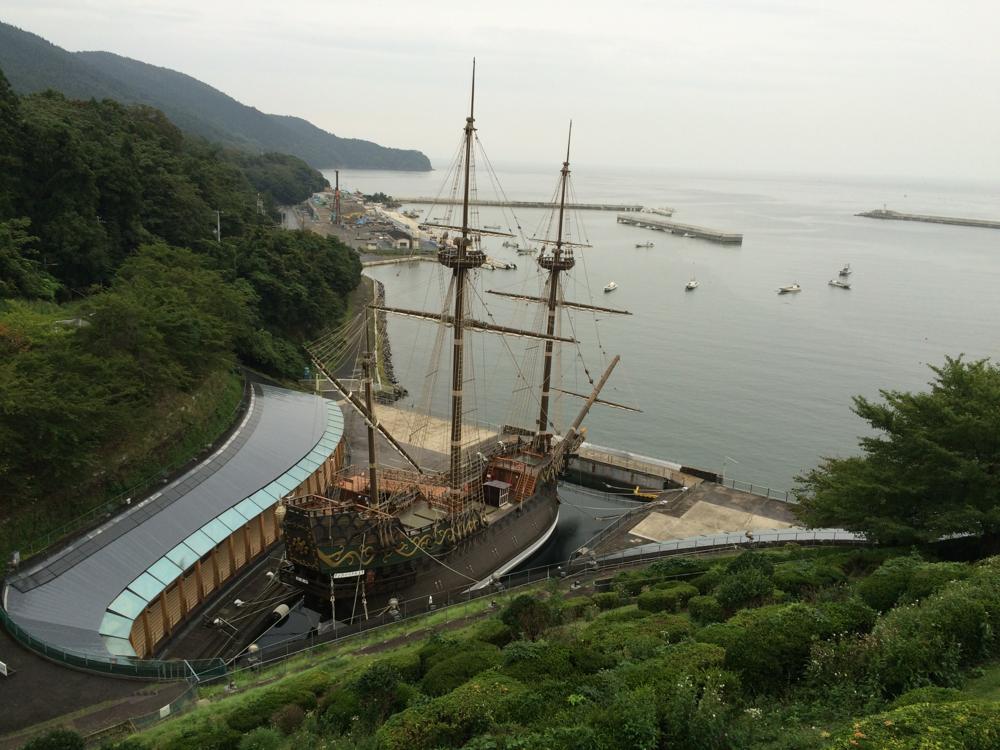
616;213;743;244
399;197;644;212
856;208;1000;230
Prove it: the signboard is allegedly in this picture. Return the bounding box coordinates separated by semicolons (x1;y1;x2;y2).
0;661;8;677
333;569;365;580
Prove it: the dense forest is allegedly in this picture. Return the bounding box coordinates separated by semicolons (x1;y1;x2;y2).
0;22;432;171
0;66;360;546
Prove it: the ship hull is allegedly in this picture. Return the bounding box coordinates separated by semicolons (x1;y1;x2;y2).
280;480;560;620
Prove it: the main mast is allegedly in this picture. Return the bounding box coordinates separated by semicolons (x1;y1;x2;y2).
438;61;486;494
534;123;577;452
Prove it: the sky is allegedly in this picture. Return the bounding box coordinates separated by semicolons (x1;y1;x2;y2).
3;0;999;181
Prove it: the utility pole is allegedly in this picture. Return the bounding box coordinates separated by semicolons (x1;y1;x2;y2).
334;170;341;225
213;210;222;243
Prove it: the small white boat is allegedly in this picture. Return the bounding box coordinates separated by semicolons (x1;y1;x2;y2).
828;279;851;289
683;232;695;238
685;278;699;291
635;241;654;248
778;283;801;294
516;246;537;255
484;224;502;230
502;241;520;248
839;264;852;277
604;281;618;293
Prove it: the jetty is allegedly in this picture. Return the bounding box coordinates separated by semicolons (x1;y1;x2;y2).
616;213;743;244
857;208;1000;231
398;197;644;212
362;254;437;267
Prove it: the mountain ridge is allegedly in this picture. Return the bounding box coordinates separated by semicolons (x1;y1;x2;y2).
0;21;431;171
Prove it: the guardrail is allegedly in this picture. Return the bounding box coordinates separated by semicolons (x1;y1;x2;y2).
721;478;793;503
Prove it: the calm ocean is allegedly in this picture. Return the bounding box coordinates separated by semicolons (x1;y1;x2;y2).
324;166;1000;499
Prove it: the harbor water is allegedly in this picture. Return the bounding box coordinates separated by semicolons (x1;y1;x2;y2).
326;166;1000;496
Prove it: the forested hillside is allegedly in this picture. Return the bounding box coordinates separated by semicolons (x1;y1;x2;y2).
0;22;431;171
0;67;360;555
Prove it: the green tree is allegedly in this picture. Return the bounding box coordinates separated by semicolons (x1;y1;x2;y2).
0;219;59;299
795;357;1000;545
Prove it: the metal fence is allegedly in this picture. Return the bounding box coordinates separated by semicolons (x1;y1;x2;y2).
721;477;793;503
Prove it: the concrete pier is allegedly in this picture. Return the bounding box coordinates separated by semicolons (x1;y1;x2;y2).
399;197;644;212
616;213;743;244
857;208;1000;230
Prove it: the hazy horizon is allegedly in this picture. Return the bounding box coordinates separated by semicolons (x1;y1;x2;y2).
3;0;998;183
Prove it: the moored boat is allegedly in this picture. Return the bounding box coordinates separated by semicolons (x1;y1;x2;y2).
604;281;618;293
685;278;699;291
839;264;852;277
778;283;801;294
828;279;851;289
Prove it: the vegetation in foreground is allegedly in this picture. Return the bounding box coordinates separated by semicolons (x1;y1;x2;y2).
0;66;361;559
16;545;996;750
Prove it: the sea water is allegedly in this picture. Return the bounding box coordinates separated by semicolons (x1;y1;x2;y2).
325;166;1000;499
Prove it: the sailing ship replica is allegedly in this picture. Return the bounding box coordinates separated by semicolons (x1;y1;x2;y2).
278;65;630;621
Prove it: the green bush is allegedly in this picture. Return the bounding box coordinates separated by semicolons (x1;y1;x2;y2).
647;556;711;579
500;594;560;640
715;567;773;613
21;730;84;750
591;591;625;610
692;564;726;594
237;727;284;750
772;560;846;595
418;633;462;673
318;687;361;735
656;613;694;643
468;618;514;647
693;622;743;652
638;583;699;613
161;716;242;750
821;700;1000;750
889;685;963;709
593;604;649;622
420;646;501;696
613;570;650;596
375;673;528;750
726;550;775;577
815;597;877;637
589;685;659;749
379;650;423;683
225;686;316;733
856;555;923;612
905;561;971;601
561;595;594;620
269;703;304;735
500;639;574;683
688;595;724;624
723;603;826;695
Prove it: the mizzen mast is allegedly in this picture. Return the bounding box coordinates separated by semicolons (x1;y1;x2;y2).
438;60;487;495
534;122;577;452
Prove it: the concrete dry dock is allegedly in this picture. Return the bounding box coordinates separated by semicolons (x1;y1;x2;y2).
398;197;644;212
857;208;1000;230
616;212;743;244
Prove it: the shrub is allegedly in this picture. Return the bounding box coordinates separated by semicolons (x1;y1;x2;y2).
318;687;361;734
772;560;846;596
647;556;710;579
726;550;775;577
638;583;699;613
657;613;694;643
469;618;514;647
499;639;574;683
593;604;649;622
856;554;923;612
379;650;422;683
561;596;594;620
270;704;305;735
815;597;877;637
688;595;724;624
590;685;659;749
225;686;316;732
715;568;773;613
613;570;650;596
692;564;727;594
420;647;501;696
355;661;407;726
591;591;624;610
238;727;284;750
418;633;462;672
375;673;528;750
889;685;963;709
723;604;826;695
22;730;84;750
500;594;560;640
905;561;971;602
821;700;1000;750
693;622;743;652
161;716;242;750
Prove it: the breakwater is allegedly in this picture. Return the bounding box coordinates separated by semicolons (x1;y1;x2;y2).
857;209;1000;230
616;213;743;244
398;197;643;212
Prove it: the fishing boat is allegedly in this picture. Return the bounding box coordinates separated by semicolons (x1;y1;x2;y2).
828;279;851;289
778;283;801;294
604;281;618;293
502;241;520;249
839;264;851;277
685;278;699;291
635;242;654;248
278;66;627;622
484;224;502;230
517;246;537;255
683;232;695;238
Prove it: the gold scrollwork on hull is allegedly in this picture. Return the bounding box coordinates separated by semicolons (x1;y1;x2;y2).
317;543;375;569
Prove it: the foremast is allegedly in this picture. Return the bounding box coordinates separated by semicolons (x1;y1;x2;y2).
437;60;486;498
534;123;577;452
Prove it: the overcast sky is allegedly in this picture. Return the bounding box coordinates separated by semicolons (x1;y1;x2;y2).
4;0;999;180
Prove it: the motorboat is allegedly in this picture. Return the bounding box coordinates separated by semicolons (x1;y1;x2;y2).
839;264;852;277
683;232;695;238
502;241;520;249
484;224;502;230
516;246;537;255
685;278;699;291
828;279;851;289
635;241;654;248
604;281;618;293
777;283;801;294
